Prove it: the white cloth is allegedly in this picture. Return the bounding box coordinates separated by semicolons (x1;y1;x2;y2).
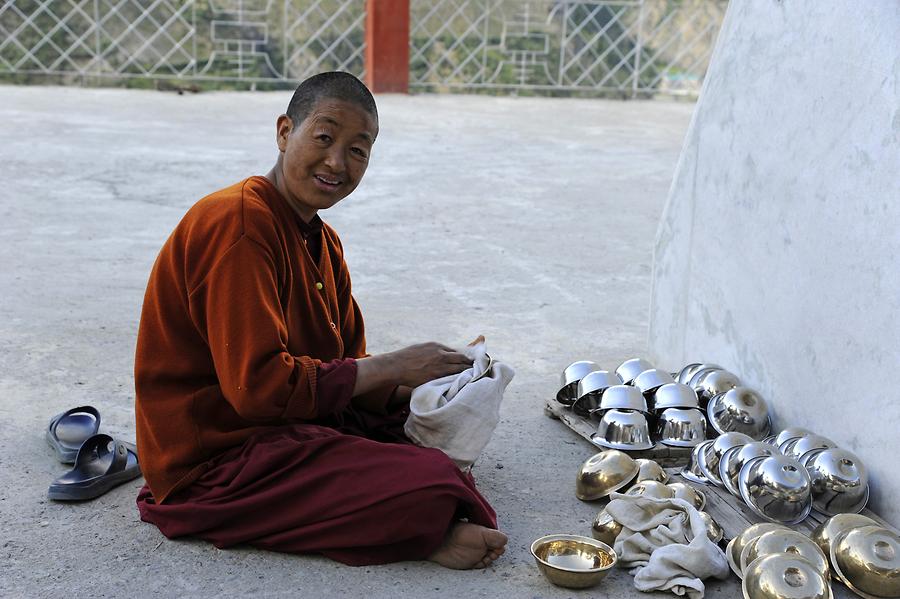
605;494;730;599
403;342;514;469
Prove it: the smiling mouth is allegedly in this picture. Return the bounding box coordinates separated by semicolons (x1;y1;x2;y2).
314;174;342;187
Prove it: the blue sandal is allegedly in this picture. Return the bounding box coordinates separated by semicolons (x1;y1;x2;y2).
45;406;101;464
48;434;141;501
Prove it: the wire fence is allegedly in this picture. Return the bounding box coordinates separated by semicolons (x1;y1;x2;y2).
0;0;727;97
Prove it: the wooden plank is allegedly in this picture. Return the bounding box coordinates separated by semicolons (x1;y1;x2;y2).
546;399;893;541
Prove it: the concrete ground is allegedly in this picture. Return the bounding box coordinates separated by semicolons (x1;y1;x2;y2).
0;85;748;598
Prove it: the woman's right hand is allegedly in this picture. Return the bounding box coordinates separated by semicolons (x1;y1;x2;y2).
385;342;473;388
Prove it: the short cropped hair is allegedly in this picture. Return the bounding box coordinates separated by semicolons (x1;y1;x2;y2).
285;71;378;127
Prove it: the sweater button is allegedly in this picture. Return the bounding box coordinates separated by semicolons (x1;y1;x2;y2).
315;282;323;290
330;322;336;329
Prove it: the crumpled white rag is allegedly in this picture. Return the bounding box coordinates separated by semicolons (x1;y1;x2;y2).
605;494;730;599
403;342;514;469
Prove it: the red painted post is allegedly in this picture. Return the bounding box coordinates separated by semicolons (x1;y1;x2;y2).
364;0;410;93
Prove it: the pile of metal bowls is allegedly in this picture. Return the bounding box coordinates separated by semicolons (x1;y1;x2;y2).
813;514;900;599
556;358;709;451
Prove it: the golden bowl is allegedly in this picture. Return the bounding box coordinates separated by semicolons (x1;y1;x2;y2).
634;458;669;484
726;522;791;578
591;509;622;547
667;482;707;510
531;534;617;589
698;511;724;544
741;529;830;580
576;450;639;501
810;513;877;558
831;525;900;598
625;480;675;500
742;553;833;599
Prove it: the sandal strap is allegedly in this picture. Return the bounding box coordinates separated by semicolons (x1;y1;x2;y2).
48;405;101;437
73;433;128;475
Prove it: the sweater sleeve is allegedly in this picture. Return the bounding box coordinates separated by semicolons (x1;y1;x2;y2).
189;236;324;422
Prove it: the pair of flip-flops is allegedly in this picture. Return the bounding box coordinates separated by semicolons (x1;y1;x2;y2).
45;406;142;501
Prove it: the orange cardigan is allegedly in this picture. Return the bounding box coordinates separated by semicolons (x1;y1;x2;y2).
135;176;389;502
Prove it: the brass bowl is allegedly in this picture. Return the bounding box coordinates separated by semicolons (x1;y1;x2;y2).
682;440;713;484
572;371;621;418
741;529;830;579
806;448;869;516
558;361;601;405
656;407;708;448
634;458;669;484
811;513;878;558
699;511;724;544
738;454;813;525
742;553;833;599
831;525;900;599
591;509;622;547
726;522;791;578
576;450;639;501
668;482;706;510
616;358;654;385
632;368;675;395
707;387;772;440
701;432;755;486
653;383;700;412
530;534;617;589
719;441;781;497
624;480;675;500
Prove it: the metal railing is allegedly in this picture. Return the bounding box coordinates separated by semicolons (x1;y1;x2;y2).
1;0;726;97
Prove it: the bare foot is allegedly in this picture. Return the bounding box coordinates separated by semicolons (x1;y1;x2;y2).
428;522;508;570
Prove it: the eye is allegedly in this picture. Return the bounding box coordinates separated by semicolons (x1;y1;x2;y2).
316;133;332;143
351;147;368;159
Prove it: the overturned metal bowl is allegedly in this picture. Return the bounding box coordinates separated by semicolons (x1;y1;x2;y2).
806;448;869;516
592;409;655;451
653;383;700;412
558;361;601;405
701;432;754;486
677;363;713;385
624;480;675;500
773;426;814;448
634;458;669;484
691;369;740;406
616;358;654;385
633;368;675;396
707;387;771;440
783;434;837;462
598;385;648;414
656;407;708;448
682;439;714;485
576;450;639;501
686;364;724;386
742;553;833;599
830;525;900;599
811;513;878;559
531;534;617;589
741;529;830;579
572;371;621;418
591;509;622;547
719;441;781;497
739;454;813;525
726;522;791;578
668;482;706;510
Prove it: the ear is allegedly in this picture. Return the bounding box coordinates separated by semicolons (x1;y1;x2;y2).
275;115;294;152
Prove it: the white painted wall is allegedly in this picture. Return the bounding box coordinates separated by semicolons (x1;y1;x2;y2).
649;0;900;525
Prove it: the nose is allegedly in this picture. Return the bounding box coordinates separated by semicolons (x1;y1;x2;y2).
324;145;345;172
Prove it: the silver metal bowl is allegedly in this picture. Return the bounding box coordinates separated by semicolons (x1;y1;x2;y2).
738;454;813;525
676;363;710;385
686;364;724;386
691;369;740;405
572;371;621;418
615;358;654;385
632;369;675;395
806;448;869;516
592;409;654;451
700;432;755;486
773;426;814;447
558;361;601;405
597;385;647;413
718;441;781;497
652;383;700;412
707;387;771;440
681;440;713;484
656;408;708;447
783;434;837;462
